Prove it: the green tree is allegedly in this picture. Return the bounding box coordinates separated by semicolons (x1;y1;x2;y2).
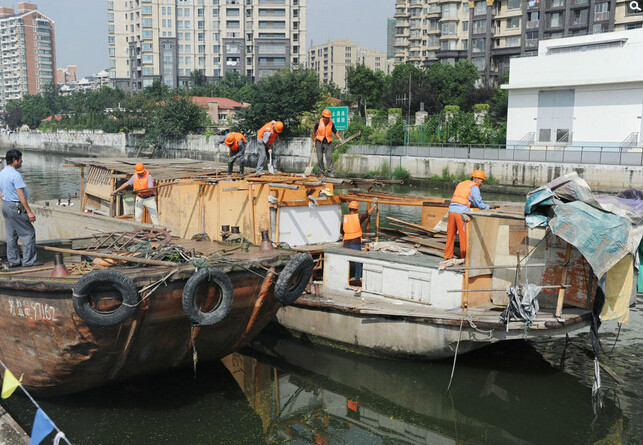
217;71;252;102
5;100;23;129
387;64;428;119
189;69;207;87
144;79;172;102
425;61;479;113
148;95;208;144
21;95;51;129
236;67;321;136
491;71;509;120
345;64;386;117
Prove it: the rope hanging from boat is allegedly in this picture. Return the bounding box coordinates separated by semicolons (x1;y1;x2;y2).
0;358;72;445
446;315;464;392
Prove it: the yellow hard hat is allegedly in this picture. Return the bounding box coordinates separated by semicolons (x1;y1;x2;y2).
135;163;145;173
274;121;284;133
224;133;235;145
348;201;359;210
472;170;486;180
322;109;331;118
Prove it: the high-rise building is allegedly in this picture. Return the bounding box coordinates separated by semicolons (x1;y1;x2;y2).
56;65;77;84
386;17;395;59
393;0;643;84
107;0;306;92
0;2;56;110
308;39;389;90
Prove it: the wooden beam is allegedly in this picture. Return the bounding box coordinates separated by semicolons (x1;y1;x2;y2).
44;246;179;267
555;244;572;317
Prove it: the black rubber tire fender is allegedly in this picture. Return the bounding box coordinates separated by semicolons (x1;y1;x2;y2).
274;253;313;305
72;269;140;328
182;267;234;326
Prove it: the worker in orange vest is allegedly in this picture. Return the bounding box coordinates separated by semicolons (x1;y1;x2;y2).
341;200;376;284
311;109;343;177
256;120;283;175
111;162;160;225
224;132;247;176
444;170;489;260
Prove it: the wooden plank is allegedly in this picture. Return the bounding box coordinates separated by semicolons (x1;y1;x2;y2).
385;216;443;235
400;236;446;251
555;243;572;317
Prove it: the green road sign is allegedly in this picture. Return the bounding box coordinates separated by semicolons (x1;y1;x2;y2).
328;106;349;130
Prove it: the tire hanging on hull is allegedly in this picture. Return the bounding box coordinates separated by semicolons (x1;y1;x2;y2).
182;267;234;326
72;269;140;327
274;253;314;305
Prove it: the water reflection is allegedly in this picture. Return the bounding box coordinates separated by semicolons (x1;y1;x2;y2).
230;326;626;445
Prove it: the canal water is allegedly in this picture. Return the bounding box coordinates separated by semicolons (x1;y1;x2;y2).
0;151;641;445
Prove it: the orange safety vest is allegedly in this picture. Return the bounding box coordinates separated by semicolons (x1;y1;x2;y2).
315;118;334;142
226;132;246;152
343;213;362;241
133;171;154;197
451;180;476;207
257;121;278;146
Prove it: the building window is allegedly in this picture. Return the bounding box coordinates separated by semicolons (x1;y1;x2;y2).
474;1;486;15
572;9;588;25
507;0;521;9
505;36;520;47
507;17;520;29
473;19;486;34
472;38;485;52
441;3;457;17
461;39;468;50
594;2;609;21
539;129;551;142
462;21;468;32
440;22;457;35
440;40;457;50
549;12;563;27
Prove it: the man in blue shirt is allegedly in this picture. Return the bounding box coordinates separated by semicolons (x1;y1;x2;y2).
444;170;490;260
0;149;39;267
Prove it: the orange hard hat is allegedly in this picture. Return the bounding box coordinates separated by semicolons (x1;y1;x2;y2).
348;201;359;210
224;133;235;145
322;109;331;118
472;170;486;181
135;162;145;173
274;121;284;133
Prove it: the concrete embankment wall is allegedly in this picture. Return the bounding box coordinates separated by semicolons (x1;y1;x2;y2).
0;131;127;156
1;131;641;191
335;152;643;191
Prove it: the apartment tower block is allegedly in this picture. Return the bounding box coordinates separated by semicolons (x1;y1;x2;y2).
0;2;55;110
393;0;642;83
108;0;306;92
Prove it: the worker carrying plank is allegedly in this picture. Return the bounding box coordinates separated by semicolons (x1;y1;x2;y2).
443;170;489;260
112;162;160;225
223;132;247;176
256;120;283;175
311;108;343;177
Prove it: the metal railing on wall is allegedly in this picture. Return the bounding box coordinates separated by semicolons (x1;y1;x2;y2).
345;143;643;167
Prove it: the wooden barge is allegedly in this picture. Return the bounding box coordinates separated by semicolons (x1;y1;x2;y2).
0;235;312;395
8;158;627;364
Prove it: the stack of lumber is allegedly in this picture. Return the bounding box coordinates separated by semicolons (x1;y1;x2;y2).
381;216;454;258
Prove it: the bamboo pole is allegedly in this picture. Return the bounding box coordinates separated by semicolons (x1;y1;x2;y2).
44;246;178;267
375;203;380;243
448;285;570;293
80;166;85;212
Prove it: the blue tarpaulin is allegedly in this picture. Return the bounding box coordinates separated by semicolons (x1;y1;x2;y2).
525;172;643;279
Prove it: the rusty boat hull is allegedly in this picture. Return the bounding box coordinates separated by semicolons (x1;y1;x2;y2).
0;251;291;396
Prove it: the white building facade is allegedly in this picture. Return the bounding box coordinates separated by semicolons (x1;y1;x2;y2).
107;0;306;92
504;29;643;149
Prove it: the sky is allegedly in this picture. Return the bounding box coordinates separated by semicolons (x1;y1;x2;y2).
10;0;393;78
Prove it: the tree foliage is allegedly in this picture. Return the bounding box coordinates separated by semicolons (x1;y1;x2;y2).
346;64;386;117
235;67;321;136
148;96;208;144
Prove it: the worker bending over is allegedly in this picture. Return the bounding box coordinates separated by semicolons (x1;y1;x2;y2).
444;170;489;260
256;120;283;175
311;109;342;177
224;132;247;176
341;200;376;284
112;162;160;225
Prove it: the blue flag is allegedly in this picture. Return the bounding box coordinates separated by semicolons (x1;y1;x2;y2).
29;409;54;445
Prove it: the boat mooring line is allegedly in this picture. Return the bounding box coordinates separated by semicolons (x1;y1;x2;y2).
446;316;464;392
0;359;72;445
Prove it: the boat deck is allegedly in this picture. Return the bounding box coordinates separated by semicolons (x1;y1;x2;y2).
293;291;591;331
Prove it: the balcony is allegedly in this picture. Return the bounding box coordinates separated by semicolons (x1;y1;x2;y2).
526;20;539;29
